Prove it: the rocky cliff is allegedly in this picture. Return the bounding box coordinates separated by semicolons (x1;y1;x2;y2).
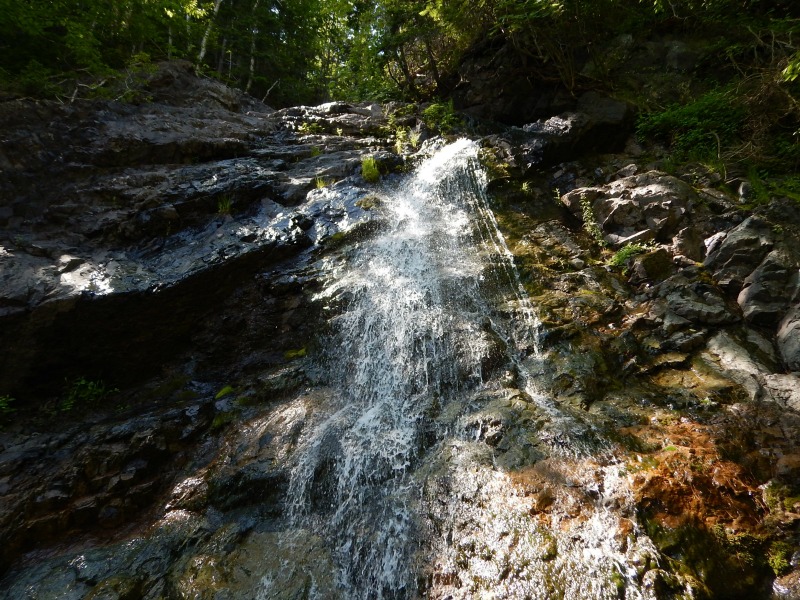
1;60;799;599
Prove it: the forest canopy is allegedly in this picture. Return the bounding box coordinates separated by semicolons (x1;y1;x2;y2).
1;0;798;107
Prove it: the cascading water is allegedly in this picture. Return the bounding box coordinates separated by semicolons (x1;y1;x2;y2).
262;139;668;599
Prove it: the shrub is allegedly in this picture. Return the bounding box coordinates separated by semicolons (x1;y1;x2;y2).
580;194;606;246
637;89;746;160
361;156;381;183
422;100;462;135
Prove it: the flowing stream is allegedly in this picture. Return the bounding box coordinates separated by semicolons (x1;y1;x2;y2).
261;140;663;599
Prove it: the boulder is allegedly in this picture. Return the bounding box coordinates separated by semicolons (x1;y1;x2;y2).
629;248;675;284
737;248;800;326
673;226;705;261
704;217;774;292
659;275;738;325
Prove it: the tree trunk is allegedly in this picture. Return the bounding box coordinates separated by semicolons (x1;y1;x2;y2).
396;46;420;98
245;0;260;93
423;36;442;92
198;0;224;64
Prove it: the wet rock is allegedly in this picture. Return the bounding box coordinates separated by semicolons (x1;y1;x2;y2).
0;399;214;572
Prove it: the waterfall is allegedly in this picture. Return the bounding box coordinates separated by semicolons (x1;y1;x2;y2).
262;140;659;600
263;140;526;597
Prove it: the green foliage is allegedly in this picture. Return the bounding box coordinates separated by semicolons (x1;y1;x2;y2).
361;156;381;183
422;100;462;134
768;541;793;576
210;411;235;431
298;122;325;134
15;60;58;96
608;243;649;267
61;377;117;412
782;53;800;82
637;89;746;160
315;176;329;189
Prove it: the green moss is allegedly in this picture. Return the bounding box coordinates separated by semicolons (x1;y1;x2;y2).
210;411;235;431
355;195;381;210
284;347;307;360
215;385;235;400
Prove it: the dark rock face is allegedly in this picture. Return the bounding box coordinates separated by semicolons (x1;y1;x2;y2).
0;63;391;402
452;40;573;125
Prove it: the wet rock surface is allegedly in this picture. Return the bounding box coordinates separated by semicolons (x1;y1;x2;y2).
2;63;800;599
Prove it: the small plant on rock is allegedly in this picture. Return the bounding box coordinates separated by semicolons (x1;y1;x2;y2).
298;121;324;134
580;193;606;246
0;395;16;424
61;377;117;412
608;243;649;267
217;195;232;215
361;156;381;183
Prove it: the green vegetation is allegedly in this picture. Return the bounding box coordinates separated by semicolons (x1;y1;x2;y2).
215;385;235;400
217;195;232;215
361;156;381;183
298;122;325;135
608;243;649;267
768;541;794;576
580;194;606;246
210;411;235;431
637;89;746;161
284;348;307;360
61;377;117;412
422;100;462;134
